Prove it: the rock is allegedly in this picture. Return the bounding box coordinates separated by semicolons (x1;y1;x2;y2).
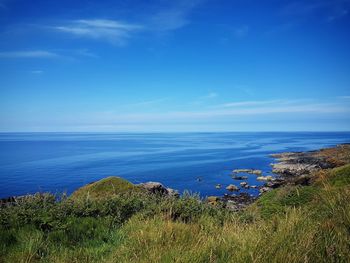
222;193;256;211
257;176;273;181
270;151;334;177
264;178;286;188
215;184;222;189
207;196;219;205
226;184;239;191
138;182;179;197
293;175;311;186
232;175;248;180
166;188;180;197
259;187;271;193
232;169;262;175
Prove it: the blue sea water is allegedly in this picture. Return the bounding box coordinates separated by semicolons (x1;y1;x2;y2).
0;132;350;199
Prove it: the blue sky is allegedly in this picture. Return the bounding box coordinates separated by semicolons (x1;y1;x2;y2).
0;0;350;132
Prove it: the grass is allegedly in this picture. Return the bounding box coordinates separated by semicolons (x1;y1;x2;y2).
327;164;350;187
70;176;141;200
1;164;350;262
255;185;318;219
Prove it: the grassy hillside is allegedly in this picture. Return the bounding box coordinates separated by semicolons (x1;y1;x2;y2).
1;165;350;262
70;176;141;200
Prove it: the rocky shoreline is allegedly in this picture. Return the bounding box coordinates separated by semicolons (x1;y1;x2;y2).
212;144;350;211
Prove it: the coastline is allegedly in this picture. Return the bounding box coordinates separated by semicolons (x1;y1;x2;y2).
1;143;350;262
211;144;350;210
2;144;349;209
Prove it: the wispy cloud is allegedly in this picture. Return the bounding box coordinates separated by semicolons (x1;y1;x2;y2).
53;19;143;45
85;100;350;127
214;99;284;108
121;98;169;108
191;92;219;105
150;0;203;31
0;50;60;59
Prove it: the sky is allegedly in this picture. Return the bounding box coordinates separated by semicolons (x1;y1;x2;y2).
0;0;350;132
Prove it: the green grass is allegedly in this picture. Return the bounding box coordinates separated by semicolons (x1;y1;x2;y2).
256;185;318;219
70;176;141;200
328;164;350;187
1;166;350;262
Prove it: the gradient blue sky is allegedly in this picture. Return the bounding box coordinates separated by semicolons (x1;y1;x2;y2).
0;0;350;132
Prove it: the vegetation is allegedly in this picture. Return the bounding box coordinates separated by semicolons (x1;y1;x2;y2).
1;164;350;262
70;176;141;200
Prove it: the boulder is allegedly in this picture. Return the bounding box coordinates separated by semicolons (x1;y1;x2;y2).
207;196;219;205
257;176;273;181
232;175;248;180
222;193;256;211
232;169;262;175
259;187;272;194
138;182;179;197
226;184;239;191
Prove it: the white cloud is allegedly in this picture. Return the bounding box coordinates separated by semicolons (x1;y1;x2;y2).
0;50;59;59
54;19;143;44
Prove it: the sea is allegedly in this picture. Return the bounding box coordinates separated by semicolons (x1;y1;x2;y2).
1;132;350;199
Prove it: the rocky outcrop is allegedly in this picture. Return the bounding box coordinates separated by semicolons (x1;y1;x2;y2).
222;193;256;211
232;169;262;175
270;152;335;177
226;184;239;191
257;176;273;181
207;196;219;205
138;182;179;197
232;175;248;180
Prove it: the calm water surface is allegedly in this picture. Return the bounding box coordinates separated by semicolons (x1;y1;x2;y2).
1;132;350;198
